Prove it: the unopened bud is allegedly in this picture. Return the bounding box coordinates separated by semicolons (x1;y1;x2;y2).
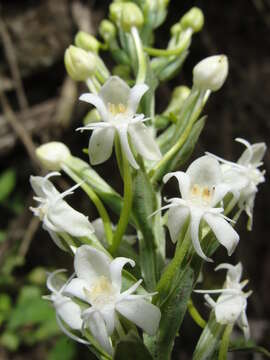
170;23;182;36
193;55;229;91
110;2;144;31
75;31;100;53
64;45;96;81
36;142;71;171
164;86;191;115
83;109;101;125
180;7;204;33
112;64;131;79
99;20;117;42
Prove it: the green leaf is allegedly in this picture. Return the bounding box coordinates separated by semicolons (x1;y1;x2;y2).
0;168;16;203
145;267;194;360
229;339;270;358
132;171;160;290
114;331;153;360
48;337;77;360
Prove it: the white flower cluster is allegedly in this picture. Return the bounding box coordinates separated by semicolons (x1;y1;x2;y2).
30;55;266;356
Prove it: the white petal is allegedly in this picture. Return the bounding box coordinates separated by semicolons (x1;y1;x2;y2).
211;183;230;206
88;127;115;165
204;213;239;256
109;257;135;291
128;83;148;114
237;139;266;166
100;306;115;336
30;175;59;199
74;245;111;284
167;206;190;243
54;294;82;330
129;122;161;161
48;200;94;238
187;155;222;187
46;269;67;293
116;298;161;335
237;310;250;339
117;125;139;169
85;310;113;355
63;278;89;302
215;262;243;283
100;76;130;109
163;171;191;200
190;209;212;262
79;93;108;121
215;293;245;324
222;168;249;192
92;218;106;244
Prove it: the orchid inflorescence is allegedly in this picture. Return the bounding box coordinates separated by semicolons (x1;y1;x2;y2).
29;2;267;359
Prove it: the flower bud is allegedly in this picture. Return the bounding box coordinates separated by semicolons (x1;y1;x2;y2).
64;45;96;81
170;23;182;36
36;142;71;171
83;109;101;125
99;20;117;42
110;2;144;31
112;64;131;80
75;31;100;53
193;55;229;91
180;7;204;33
164;86;191;115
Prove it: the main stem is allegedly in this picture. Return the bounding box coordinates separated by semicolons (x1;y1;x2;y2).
110;150;133;254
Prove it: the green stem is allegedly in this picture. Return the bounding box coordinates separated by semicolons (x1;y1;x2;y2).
62;164;114;246
218;324;233;360
131;26;147;84
187;299;206;328
155;224;191;297
110;151;133;254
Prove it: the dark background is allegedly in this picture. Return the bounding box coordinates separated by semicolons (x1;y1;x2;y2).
0;0;269;358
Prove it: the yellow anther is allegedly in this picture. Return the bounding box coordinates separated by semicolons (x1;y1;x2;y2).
108;102;126;115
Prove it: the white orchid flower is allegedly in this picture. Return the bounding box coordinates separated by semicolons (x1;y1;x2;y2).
154;155;239;262
195;262;252;339
30;172;94;250
64;245;161;355
207;138;266;230
92;218;136;247
44;269;89;345
77;76;161;169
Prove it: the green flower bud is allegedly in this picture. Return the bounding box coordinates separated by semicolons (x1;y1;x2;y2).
170;23;182;36
193;55;229;91
36;142;71;171
64;45;96;81
180;7;204;33
83;109;101;125
112;64;131;79
110;2;144;31
164;86;191;115
75;31;100;53
99;20;117;42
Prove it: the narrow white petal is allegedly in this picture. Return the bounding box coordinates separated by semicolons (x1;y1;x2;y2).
237;310;250;339
204;213;239;256
100;306;115;336
117;125;139;169
54;294;83;330
46;269;67;293
109;257;135;291
30;175;58;199
167;206;189;243
79;93;108;121
215;262;243;283
85;310;113;355
129;123;161;161
99;76;130;109
116;298;161;335
63;278;89;302
190;209;213;262
48;200;94;238
187;155;222;187
163;172;191;200
119;279;143;299
92;218;106;244
74;245;111;284
89;127;115;165
128;83;149;114
44;226;67;251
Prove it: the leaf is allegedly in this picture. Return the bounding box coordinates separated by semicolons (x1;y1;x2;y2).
114;331;153;360
132;171;161;290
229;339;270;358
0;168;16;203
145;267;194;360
0;331;20;351
48;337;77;360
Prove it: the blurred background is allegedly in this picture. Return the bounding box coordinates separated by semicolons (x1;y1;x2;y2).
0;0;269;359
